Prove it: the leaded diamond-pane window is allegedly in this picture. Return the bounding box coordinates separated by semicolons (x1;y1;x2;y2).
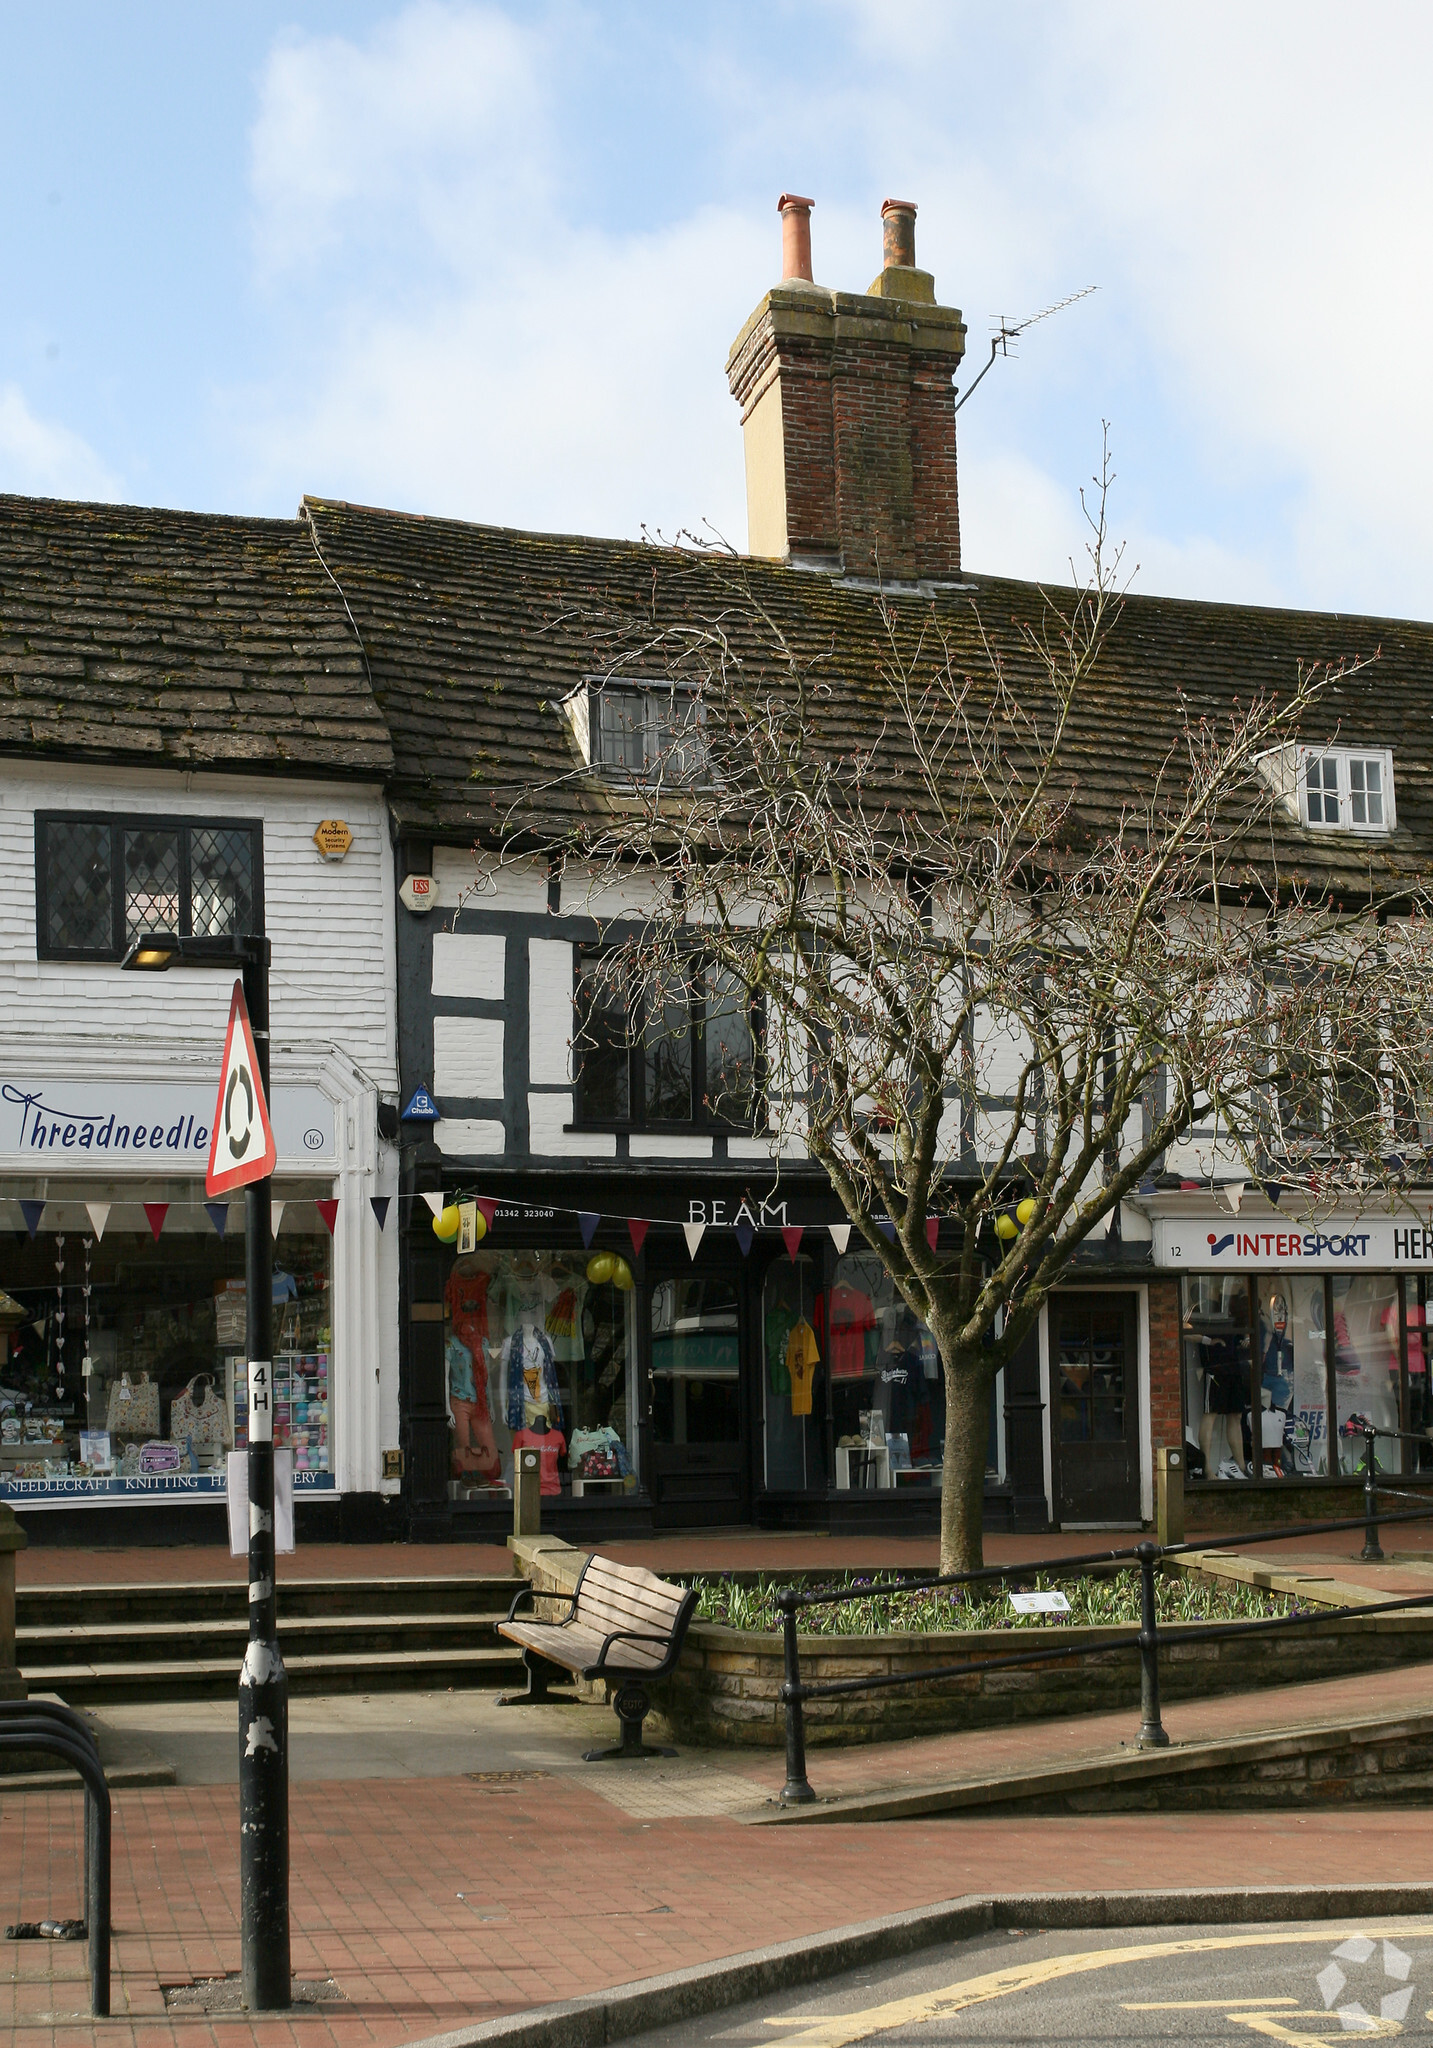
190;826;255;938
42;820;113;953
124;828;181;942
35;813;263;960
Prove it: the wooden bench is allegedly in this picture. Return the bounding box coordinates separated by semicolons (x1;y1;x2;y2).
498;1556;698;1760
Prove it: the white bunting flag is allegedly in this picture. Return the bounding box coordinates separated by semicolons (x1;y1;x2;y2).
682;1222;706;1259
1226;1182;1245;1214
271;1201;286;1237
84;1202;111;1241
828;1224;852;1253
421;1191;444;1217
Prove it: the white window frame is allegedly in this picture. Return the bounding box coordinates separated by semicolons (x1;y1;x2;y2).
1297;746;1395;835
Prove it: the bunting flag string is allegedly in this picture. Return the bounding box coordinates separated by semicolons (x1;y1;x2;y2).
272;1200;286;1236
85;1201;111;1242
926;1218;940;1252
628;1219;650;1258
734;1219;755;1256
876;1220;897;1242
828;1223;851;1253
370;1196;391;1231
316;1199;339;1237
476;1198;496;1231
1226;1183;1245;1214
781;1226;804;1261
19;1200;44;1240
421;1192;444;1217
142;1202;168;1243
682;1222;706;1259
578;1212;601;1248
204;1202;229;1239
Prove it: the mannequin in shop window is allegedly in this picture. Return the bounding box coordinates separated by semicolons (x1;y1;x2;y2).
1200;1333;1248;1479
445;1263;502;1484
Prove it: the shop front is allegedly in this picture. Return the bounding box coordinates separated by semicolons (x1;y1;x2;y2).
1154;1211;1433;1493
0;1057;393;1540
401;1173;1049;1538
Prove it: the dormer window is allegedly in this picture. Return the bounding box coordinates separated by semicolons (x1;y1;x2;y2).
560;679;713;785
1301;748;1394;833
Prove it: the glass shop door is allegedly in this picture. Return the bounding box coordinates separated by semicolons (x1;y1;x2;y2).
646;1242;749;1525
1051;1291;1141;1524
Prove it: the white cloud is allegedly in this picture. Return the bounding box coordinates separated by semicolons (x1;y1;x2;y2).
0;385;122;503
226;0;1433;621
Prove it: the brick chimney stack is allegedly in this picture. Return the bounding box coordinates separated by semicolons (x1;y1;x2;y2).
726;196;967;580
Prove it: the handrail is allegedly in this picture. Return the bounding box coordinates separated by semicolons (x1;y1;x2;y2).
0;1700;111;2015
772;1484;1433;1805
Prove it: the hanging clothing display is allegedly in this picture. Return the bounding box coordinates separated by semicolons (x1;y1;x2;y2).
829;1283;877;1377
786;1318;821;1416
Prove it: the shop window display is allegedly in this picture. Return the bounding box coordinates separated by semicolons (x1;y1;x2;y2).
762;1256;826;1490
1182;1275;1254;1479
1331;1273;1401;1468
1258;1274;1333;1476
828;1251;945;1489
444;1248;638;1500
0;1202;332;1496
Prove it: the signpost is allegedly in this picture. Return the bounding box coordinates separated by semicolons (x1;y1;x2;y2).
205;956;289;2011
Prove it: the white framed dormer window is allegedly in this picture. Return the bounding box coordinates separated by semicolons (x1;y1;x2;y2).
1300;748;1394;833
559;678;713;786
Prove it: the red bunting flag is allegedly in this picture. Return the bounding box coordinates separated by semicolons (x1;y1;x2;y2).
143;1202;168;1243
926;1218;940;1252
781;1226;804;1261
476;1198;497;1230
316;1198;339;1237
628;1219;650;1258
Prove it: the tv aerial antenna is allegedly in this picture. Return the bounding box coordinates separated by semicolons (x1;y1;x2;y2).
953;284;1098;413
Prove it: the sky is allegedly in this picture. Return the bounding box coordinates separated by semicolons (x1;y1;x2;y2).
2;1;1431;620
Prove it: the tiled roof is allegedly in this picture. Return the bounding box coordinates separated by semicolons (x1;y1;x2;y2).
305;496;1430;898
0;495;392;777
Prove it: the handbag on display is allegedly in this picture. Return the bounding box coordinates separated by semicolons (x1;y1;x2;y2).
580;1448;618;1479
170;1375;231;1454
107;1372;159;1436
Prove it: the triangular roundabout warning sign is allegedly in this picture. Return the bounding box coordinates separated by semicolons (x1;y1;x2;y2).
206;981;277;1196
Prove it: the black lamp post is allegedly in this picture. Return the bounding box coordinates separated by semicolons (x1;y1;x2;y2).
122;930;289;2010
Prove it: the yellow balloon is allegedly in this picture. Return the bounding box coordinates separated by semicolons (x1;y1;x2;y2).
432;1204;461;1242
586;1251;616;1285
994;1213;1018;1241
611;1256;635;1291
1016;1197;1038;1226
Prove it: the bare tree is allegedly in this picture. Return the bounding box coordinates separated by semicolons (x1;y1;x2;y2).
493;455;1433;1571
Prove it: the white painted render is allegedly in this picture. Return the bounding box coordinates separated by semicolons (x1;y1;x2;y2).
432;1015;504;1098
435;1118;506;1155
528;939;575;1085
527;1092;615;1157
430;932;506;1001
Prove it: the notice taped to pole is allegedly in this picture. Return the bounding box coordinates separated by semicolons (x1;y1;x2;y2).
226;1449;295;1556
205;981;277;1197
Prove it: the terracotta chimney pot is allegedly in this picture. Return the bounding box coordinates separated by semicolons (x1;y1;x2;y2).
881;198;917;271
778;193;815;283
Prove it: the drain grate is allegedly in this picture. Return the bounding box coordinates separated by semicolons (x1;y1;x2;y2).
465;1770;551;1784
162;1976;345;2013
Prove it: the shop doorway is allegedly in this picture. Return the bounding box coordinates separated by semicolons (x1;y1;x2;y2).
1051;1291;1141;1524
646;1243;749;1525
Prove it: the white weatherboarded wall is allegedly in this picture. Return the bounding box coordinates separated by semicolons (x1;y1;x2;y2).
0;759;400;1504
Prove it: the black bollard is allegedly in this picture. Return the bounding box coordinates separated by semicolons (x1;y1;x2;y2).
776;1590;816;1804
1135;1542;1169;1750
1361;1425;1385;1562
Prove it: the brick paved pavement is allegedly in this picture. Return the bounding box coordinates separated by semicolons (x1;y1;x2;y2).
6;1757;1433;2048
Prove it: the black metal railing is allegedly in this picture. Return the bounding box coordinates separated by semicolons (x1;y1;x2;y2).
0;1698;111;2015
772;1471;1433;1806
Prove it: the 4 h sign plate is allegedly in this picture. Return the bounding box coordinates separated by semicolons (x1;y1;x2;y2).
205;982;278;1196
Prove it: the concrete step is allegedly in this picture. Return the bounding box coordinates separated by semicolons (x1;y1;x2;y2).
19;1609;514;1667
30;1643;527;1707
17;1575;519;1629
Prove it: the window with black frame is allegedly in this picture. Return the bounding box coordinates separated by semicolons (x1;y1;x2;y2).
589;682;711;784
36;814;262;961
574;949;760;1130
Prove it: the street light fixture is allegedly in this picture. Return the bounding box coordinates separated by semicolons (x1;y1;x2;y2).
121;928;289;2011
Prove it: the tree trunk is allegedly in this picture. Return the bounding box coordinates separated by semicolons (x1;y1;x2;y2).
936;1340;995;1576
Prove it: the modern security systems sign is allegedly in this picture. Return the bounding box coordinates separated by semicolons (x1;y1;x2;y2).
205;982;278;1196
